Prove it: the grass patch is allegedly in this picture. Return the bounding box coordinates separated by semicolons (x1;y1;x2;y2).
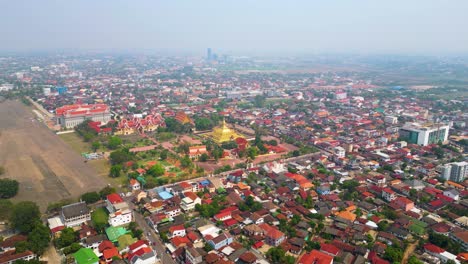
92;207;108;224
59;132;91;154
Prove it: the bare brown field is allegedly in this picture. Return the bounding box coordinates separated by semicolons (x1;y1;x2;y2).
0;100;109;211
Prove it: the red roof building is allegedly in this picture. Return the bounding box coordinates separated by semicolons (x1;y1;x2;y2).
298;250;333;264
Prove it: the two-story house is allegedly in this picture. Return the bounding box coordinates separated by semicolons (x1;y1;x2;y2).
382;188;397;202
207;233;233;250
106;193;132;227
168;225;186;238
61;202;91;227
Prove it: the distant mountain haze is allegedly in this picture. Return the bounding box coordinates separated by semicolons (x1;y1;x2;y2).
1;0;467;55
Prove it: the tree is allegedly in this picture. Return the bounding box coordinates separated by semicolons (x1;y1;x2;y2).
0;199;13;220
99;186;116;198
15;241;29;253
80;192;101;204
109;165;122;178
160;149;168;160
266;247;293;264
91;141;101;152
28;223;51;255
199;153;209;162
383;245;403;263
254;95;266;108
54;227;77;248
0;166;5;175
408;256;423;264
107;136;122;149
195;117;213;131
0;178;19;198
91;208;108;233
147;164;165;177
180;155;192;168
377;221;389;231
247;147;258;159
109;149;132;165
11;201;41;234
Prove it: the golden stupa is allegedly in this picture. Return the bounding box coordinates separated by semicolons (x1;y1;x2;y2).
210;119;243;143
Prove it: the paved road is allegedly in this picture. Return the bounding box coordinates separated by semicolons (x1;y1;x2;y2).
126;198;176;264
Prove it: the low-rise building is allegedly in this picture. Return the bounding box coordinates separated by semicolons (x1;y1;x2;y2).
61;202;91;227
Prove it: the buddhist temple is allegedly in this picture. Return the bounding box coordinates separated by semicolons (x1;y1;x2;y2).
175;111;194;125
210;119;244;143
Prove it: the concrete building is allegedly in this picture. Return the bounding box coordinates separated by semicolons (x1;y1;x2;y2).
334;146;345;158
384;116;398;124
441;161;468;183
399;122;449;146
106;194;132;227
61;202;91;227
56;104;111;129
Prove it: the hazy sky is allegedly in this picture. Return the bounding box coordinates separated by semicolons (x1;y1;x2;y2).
1;0;468;55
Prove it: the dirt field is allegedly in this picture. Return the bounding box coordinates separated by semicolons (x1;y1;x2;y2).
0;100;109;211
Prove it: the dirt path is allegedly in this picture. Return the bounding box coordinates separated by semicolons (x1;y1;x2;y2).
0;100;109;210
401;241;418;264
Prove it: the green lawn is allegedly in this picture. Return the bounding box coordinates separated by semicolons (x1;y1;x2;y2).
59;132;91;154
91;208;108;225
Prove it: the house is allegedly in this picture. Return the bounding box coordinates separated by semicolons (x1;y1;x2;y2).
443;189;460;201
207;232;233;250
450;231;468;251
61;202;91;227
381;188;396;202
298;249;333;264
73;248;99;264
320;243;340;256
189;145;208;158
127;240;157;264
214;211;232;222
391;197;414;211
249;212;264;225
106;194;132;227
185;247;204;264
0;250;36;264
130;179;141;191
259;223;286;247
0;235;28;252
82;234;107;251
168;225;186;238
128;247;157;264
424;244;461;264
165;206;182;218
180;192;201;212
102;247;121;263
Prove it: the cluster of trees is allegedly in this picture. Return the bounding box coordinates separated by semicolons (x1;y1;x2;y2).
266;247;295;264
75;120;98;142
10;201;51;255
238;196;262;212
128;222;143;240
194;115;220;131
80;186;116;204
429;231;463;254
340;180;360;201
162;118;193;134
54;227;81;254
383;244;404;263
0;178;19;198
147;163;165;177
195;195;225;218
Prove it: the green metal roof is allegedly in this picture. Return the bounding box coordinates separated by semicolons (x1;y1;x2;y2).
73;248;99;264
